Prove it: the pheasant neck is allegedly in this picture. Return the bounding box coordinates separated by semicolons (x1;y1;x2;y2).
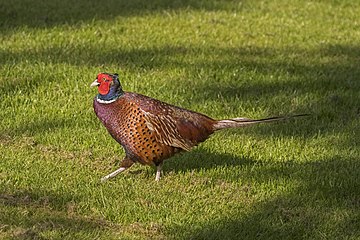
96;89;123;104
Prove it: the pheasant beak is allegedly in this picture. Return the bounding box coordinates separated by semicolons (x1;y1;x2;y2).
90;79;100;87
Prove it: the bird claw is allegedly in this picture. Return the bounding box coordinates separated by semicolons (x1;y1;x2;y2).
100;176;109;182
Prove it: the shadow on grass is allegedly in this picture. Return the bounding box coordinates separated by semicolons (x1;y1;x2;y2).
0;0;352;34
167;156;360;239
2;44;359;101
0;0;244;33
0;191;115;239
1;117;78;138
166;147;253;177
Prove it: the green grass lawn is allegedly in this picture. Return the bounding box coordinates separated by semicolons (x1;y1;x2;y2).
1;0;360;239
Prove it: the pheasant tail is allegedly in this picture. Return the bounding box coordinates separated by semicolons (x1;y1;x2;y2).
213;114;309;131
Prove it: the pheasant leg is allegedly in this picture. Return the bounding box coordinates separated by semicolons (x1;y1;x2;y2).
155;162;163;181
101;157;134;182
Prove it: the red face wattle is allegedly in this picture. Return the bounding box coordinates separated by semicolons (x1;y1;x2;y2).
97;73;113;95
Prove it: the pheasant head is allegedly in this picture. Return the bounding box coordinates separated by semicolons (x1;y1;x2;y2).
90;73;123;103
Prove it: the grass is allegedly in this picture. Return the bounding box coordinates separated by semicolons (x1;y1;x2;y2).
1;0;360;239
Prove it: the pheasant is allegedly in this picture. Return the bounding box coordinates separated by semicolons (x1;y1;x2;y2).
91;73;307;181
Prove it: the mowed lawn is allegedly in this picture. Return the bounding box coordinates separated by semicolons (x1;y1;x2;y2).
1;0;359;239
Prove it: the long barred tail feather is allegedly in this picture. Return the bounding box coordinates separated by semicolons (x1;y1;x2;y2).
213;114;309;131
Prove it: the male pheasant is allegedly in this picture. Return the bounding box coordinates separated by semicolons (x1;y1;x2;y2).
91;73;306;181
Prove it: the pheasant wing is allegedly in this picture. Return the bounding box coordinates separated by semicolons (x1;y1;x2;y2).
134;93;215;151
141;111;194;151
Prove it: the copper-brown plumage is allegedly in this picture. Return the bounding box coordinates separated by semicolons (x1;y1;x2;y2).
91;73;308;181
